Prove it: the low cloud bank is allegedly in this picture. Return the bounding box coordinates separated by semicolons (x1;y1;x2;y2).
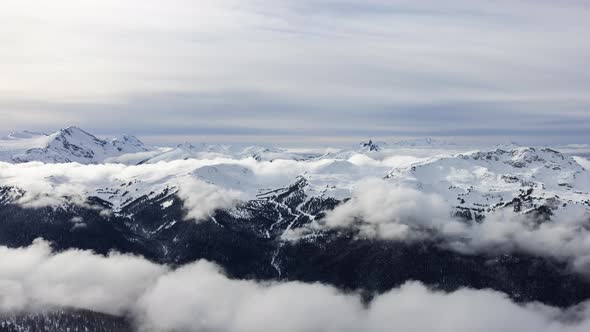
324;178;590;276
324;178;450;239
0;160;251;221
0;155;401;220
2;160;590;273
177;177;243;221
1;240;590;332
0;239;165;315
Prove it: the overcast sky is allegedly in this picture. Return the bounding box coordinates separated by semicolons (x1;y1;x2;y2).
1;0;589;146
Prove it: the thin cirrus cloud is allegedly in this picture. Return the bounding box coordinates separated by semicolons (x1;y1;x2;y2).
1;0;589;144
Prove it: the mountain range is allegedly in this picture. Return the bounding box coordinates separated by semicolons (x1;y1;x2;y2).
1;127;590;331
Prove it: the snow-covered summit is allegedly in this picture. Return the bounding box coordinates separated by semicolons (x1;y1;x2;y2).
0;126;148;164
111;134;146;153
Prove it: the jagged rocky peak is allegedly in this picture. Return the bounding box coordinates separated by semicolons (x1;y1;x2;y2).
359;139;382;152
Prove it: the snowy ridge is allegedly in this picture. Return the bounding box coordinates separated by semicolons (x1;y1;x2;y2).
386;147;590;219
0;146;587;228
138;142;320;163
0;127;589;226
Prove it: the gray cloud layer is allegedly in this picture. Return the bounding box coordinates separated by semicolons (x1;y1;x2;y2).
1;0;590;144
2;239;590;332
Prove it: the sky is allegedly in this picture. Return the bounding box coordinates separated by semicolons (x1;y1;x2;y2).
1;0;590;146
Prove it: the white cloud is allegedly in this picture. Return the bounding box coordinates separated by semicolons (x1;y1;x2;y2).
444;207;590;276
0;160;250;219
2;154;590;275
177;177;244;221
0;239;166;315
323;177;590;276
324;178;452;239
1;240;590;332
136;261;365;332
0;153;401;216
364;282;583;332
2;153;590;269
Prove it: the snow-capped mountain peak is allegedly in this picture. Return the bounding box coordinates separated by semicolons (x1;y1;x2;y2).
0;126;149;164
111;134;147;153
